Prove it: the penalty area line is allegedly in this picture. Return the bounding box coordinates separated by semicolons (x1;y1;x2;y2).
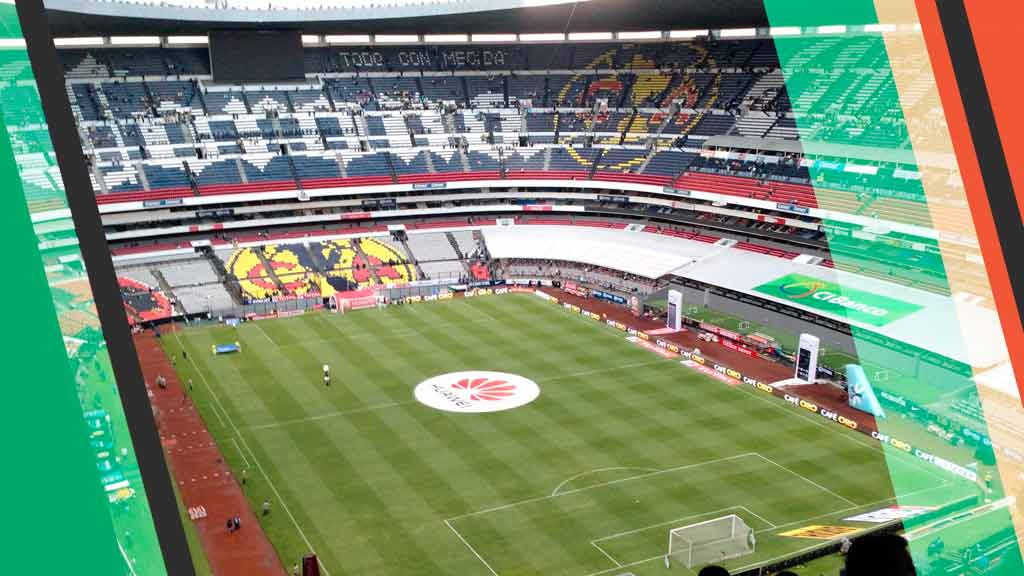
445;519;500;576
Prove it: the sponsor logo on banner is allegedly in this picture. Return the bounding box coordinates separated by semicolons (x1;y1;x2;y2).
411;182;446;190
753;273;923;326
722;339;757;357
667;343;680;353
779;526;860;540
844;506;936;524
414;371;540;414
438;292;454;300
691;354;706;365
627;336;677;359
143;198;184;208
776;202;811;214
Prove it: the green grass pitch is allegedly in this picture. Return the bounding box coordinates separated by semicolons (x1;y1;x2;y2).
162;293;968;575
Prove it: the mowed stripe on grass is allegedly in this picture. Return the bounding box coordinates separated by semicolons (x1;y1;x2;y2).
164;294;913;576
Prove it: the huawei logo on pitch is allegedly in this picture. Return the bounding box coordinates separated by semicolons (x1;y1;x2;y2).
414;371;540;413
452;377;516;401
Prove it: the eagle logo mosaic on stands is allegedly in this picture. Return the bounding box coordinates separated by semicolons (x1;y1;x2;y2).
414;371;540;413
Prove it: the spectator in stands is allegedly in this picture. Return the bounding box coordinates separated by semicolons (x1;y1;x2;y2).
844;534;916;576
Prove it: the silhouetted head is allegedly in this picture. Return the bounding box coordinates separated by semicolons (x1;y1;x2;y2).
697;566;730;576
845;534;917;576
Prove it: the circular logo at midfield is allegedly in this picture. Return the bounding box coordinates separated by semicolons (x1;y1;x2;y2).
414;371;540;413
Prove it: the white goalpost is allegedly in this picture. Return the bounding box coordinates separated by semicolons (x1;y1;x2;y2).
667;514;755;569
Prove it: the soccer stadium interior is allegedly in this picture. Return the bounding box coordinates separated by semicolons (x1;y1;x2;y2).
17;0;1024;574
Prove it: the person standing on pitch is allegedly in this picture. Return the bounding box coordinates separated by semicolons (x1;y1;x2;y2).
323;364;330;387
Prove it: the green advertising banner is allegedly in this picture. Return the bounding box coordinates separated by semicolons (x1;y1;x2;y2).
753;273;923;326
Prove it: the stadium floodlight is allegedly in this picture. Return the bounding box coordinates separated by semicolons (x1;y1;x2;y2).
568;32;613;41
53;37;105;47
720;28;757;38
425;34;469;43
301;35;321;45
817;25;849;34
668;515;756;569
0;38;25;49
670;29;708;39
864;23;898;33
520;33;565;42
110;36;161;46
375;34;420;44
167;35;209;45
325;34;371;44
617;30;662;40
472;33;517;43
769;26;802;36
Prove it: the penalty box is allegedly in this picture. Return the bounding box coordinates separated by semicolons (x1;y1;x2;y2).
445;452;852;576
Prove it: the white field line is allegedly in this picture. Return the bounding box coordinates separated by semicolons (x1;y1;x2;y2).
251;320;277;346
173;328;332;576
230;437;252;469
583;480;956;576
446;519;500;576
247;401;412;432
447;453;758;522
538;359;671;386
752;453;858;507
755;478;954;536
583;551;672;576
740;505;777;529
590;541;622;567
118;540;139;576
732;377;948;484
591;506;751;544
552;466;662;497
270;313;496;349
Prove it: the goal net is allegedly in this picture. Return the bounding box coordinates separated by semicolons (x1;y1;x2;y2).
667;514;755;569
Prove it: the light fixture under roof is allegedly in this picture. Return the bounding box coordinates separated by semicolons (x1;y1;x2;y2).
425;34;469;43
53;37;105;47
110;36;161;45
669;30;708;39
519;33;565;42
167;35;209;45
618;31;662;40
719;28;756;38
472;34;517;43
376;34;420;44
864;23;898;33
568;32;613;41
817;25;849;34
325;34;371;44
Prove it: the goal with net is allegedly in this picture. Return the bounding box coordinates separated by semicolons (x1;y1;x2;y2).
667;514;755;569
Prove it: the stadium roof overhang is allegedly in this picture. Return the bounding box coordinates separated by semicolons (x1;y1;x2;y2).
44;0;771;36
